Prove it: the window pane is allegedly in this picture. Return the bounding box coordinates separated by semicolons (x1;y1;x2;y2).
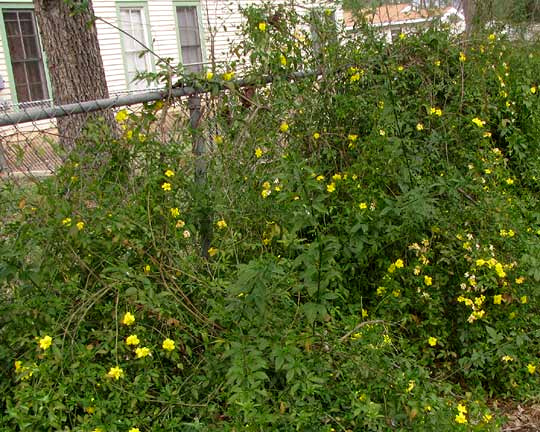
29;82;46;101
19;18;35;36
23;36;40;58
176;6;202;71
15;83;30;102
119;7;151;89
7;36;25;61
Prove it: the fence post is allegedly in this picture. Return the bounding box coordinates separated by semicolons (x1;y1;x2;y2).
189;94;212;258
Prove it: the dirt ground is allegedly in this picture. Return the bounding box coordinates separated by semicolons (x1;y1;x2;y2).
501;402;540;431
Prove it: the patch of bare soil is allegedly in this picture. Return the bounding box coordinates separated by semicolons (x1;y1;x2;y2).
500;402;540;431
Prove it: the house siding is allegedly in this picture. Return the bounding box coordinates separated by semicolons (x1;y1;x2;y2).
0;0;343;105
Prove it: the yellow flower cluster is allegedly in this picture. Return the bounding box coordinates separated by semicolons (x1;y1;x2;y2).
387;258;404;273
216;219;227;229
455;403;467;424
429;107;442;116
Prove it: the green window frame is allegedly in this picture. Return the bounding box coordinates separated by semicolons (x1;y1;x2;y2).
173;1;206;73
0;2;52;107
116;1;155;91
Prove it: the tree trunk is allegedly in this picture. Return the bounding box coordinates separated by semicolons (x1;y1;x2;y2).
33;0;114;151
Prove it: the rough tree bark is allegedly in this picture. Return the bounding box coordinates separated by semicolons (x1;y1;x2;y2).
33;0;114;150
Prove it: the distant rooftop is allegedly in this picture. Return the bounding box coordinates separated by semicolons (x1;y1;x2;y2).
345;2;460;28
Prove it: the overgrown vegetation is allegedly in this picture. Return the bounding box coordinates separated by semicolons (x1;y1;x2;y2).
1;6;539;431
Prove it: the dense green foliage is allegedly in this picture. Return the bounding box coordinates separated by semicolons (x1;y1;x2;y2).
1;6;540;431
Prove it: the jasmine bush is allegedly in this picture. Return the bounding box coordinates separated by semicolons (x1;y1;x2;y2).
1;5;539;431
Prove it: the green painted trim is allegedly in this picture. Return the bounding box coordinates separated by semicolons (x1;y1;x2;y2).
0;5;52;105
172;1;207;71
115;2;156;91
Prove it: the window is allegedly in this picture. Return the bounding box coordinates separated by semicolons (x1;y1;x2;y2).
3;10;48;103
176;6;203;73
119;7;152;90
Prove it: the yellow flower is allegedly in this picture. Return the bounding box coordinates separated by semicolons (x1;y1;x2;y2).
515;277;525;284
429;107;442;116
428;337;437;346
144;264;150;274
126;334;140;346
122;312;135;326
313;132;320;139
115;109;129;123
262;181;271;190
128;428;141;432
316;175;325;181
395;259;404;269
483;413;493;422
93;428;104;432
528;363;536;374
170;207;180;218
416;123;424;131
488;33;496;41
279;122;289;133
483;131;492;138
379;129;386;136
326;183;336;193
361;308;368;318
208;247;218;257
459;52;466;62
399;32;406;40
258;22;266;32
161;182;172;192
502;355;514;362
434;60;441;67
359;202;367;209
424;275;432;286
261;189;271;198
455;412;467;424
254;147;264;158
332;173;342;181
62;217;72;227
14;360;22;371
377;286;386;296
107;366;124;380
493;294;502;305
38;335;52;350
222;71;235;81
457;404;467;414
214;135;223;144
125;130;133;139
506;178;514;185
280;54;287;66
135;347;151;358
206;71;214;80
348;134;358;142
531;86;537;94
162;338;175;351
472;117;486;127
350;72;361;83
397;65;404;72
406;380;415;393
216;219;227;229
521;295;528;304
388;263;396;273
164;169;174;177
392;289;401;297
85;406;95;414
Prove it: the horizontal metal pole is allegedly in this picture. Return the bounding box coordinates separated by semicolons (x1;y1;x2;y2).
0;70;317;127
